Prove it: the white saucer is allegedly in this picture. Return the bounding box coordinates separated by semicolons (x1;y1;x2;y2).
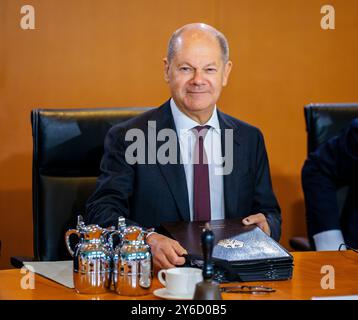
153;288;193;300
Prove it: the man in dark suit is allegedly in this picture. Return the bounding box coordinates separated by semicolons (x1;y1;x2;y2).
302;118;358;250
86;23;281;269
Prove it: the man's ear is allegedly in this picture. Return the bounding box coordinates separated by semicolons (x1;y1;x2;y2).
222;60;233;87
163;57;170;83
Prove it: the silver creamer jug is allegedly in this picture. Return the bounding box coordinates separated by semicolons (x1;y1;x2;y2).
111;218;153;296
65;215;112;294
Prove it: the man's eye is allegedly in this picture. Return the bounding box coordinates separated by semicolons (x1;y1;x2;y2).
206;68;217;73
179;67;192;72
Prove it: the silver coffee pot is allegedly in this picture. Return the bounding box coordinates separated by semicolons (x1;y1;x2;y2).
65;215;113;294
111;217;153;296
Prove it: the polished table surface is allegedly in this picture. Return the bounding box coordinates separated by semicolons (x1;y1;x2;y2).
0;251;357;300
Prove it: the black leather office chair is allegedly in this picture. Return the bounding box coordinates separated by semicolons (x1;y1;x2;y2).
290;103;358;251
11;107;152;267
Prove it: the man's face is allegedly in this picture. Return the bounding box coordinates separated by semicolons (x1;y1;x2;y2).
164;31;232;121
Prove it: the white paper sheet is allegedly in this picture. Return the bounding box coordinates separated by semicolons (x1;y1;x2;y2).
312;295;358;300
23;260;74;288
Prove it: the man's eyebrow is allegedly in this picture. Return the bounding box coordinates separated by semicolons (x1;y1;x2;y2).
177;62;218;68
177;62;194;67
204;62;218;67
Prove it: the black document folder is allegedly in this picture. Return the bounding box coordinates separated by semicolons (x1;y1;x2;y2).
161;219;294;282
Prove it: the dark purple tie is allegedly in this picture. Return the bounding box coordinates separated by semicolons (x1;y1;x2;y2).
193;125;211;221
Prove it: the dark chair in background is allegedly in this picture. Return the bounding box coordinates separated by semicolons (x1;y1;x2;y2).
290;103;358;251
11;107;152;267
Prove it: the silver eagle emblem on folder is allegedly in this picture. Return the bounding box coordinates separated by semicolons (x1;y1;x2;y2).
217;238;244;249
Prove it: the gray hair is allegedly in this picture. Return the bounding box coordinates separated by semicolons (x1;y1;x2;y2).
167;23;230;64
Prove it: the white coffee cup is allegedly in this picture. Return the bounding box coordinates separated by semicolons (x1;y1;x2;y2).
158;267;203;296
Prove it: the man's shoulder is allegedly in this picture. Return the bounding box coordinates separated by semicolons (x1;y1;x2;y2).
218;110;263;137
108;100;170;134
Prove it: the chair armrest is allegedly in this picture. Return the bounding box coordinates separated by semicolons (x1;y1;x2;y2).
10;256;37;268
289;237;313;251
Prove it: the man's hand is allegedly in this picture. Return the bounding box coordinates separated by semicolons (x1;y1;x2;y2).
242;213;271;236
146;233;188;270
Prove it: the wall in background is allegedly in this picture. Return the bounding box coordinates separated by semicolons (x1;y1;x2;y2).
1;0;358;269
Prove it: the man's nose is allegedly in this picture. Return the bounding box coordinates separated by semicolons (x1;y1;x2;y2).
191;70;205;85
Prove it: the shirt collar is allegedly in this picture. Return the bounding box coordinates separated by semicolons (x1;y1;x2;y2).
170;98;220;135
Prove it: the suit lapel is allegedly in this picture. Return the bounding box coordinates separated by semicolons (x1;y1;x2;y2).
148;101;191;221
218;110;241;219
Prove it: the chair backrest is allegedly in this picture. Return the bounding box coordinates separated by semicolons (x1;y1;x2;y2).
304;103;358;154
31;107;153;261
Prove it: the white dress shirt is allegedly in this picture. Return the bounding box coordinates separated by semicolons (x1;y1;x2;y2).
170;98;225;221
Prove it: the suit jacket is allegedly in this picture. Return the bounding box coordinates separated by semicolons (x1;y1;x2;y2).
86;100;282;241
302;118;358;248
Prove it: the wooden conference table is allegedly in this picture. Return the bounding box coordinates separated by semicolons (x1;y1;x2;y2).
0;251;357;300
